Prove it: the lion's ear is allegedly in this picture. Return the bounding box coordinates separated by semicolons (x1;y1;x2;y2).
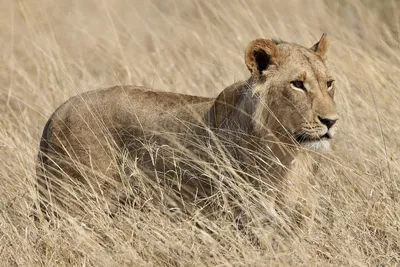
245;39;280;79
311;33;330;60
208;83;240;128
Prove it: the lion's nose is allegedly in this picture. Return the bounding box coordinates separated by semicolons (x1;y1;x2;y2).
318;116;338;129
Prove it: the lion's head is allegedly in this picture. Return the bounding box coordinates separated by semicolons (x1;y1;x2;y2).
246;34;339;151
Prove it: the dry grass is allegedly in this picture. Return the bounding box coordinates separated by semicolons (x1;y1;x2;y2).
1;0;400;266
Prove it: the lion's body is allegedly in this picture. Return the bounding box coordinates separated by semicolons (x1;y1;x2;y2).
37;35;339;217
37;86;219;213
39;85;213;173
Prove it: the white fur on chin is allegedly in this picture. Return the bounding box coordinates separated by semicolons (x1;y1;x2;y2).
301;139;331;152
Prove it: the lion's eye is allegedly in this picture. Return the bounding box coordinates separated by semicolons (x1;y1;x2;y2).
327;80;334;90
291;80;306;91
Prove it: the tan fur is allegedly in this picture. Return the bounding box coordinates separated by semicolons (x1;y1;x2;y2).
310;33;330;60
37;35;339;217
245;39;280;80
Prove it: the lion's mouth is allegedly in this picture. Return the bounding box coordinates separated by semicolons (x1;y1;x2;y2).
295;131;333;143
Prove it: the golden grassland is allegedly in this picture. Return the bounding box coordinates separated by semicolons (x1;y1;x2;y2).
1;0;400;266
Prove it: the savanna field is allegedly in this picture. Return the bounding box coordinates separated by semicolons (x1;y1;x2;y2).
1;0;400;266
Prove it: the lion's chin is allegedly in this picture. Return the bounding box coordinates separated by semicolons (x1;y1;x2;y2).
300;139;331;152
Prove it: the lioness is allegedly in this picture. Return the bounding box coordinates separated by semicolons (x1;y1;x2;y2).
37;34;338;217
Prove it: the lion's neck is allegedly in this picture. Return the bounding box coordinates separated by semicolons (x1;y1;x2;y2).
220;82;298;184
